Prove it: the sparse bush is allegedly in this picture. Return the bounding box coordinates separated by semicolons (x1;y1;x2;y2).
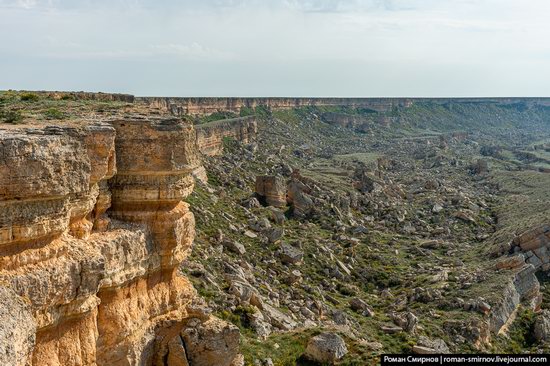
44;108;65;120
20;92;40;102
61;94;75;100
0;109;23;124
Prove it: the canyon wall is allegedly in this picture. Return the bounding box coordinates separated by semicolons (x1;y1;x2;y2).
137;97;550;116
0;118;241;366
138;97;414;115
195;116;257;156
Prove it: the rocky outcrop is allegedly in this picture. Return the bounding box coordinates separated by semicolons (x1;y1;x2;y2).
255;176;287;208
0;118;241;365
511;225;550;271
489;264;541;334
195;116;257;156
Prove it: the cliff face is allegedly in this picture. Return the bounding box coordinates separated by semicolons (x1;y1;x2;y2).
138;97;413;116
0;118;241;366
137;96;550;117
195;116;257;156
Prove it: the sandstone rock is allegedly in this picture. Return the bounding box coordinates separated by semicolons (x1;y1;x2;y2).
304;332;348;364
264;227;284;244
0;119;234;366
391;311;418;333
489;264;541;334
287;173;314;217
349;298;374;316
195;116;257;156
255;176;287;207
179;317;243;366
513;225;550;252
278;243;304;265
223;239;247;255
262;304;298;331
534;310;550;342
496;254;526;270
0;286;36;366
413;336;450;354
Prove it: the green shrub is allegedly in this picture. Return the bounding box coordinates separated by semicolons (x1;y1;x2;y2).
44;108;65;120
239;106;254;117
60;94;75;100
0;109;23;124
20;93;40;102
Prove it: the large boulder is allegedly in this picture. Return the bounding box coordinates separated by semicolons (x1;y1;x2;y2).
304;332;348;364
255;176;287;207
279;243;304;265
287;176;313;218
174;317;244;366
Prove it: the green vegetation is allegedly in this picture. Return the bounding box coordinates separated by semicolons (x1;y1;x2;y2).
196;111;239;124
44;108;66;120
492;308;536;353
20;92;40;102
0;109;23;124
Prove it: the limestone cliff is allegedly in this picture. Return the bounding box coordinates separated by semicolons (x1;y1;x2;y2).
138;97;413;116
0;118;242;366
195;116;257;156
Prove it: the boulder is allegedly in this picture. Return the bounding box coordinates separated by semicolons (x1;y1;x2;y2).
255;176;287;207
222;239;246;255
178;317;244;366
304;332;348;364
413;336;450;354
279;243;304;265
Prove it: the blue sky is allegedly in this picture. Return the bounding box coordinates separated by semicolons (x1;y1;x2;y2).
1;0;549;96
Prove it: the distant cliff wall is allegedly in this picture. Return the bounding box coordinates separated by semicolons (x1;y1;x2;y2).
195;116;257;156
138;97;413;115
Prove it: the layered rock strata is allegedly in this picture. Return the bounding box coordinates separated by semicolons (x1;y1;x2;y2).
137;97;550;117
139;97;413;116
512;225;550;271
195;116;257;156
0;118;241;366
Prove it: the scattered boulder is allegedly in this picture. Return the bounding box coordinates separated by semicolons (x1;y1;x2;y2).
287;177;314;218
255;175;287;207
412;336;450;354
264;227;284;244
349;298;374;316
390;311;418;333
304;332;348;364
279;243;304;265
262;303;298;330
222;239;246;255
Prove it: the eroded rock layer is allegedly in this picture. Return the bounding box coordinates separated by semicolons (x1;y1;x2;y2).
0;118;241;366
195;116;257;156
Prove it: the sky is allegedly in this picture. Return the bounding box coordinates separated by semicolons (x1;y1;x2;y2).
1;0;550;97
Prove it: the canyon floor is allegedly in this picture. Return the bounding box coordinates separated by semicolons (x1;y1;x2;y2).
2;91;550;365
